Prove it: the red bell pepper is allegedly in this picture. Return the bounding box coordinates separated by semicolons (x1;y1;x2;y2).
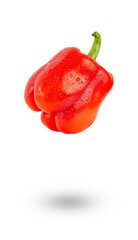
24;32;113;133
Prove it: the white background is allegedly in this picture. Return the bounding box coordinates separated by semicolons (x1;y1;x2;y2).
0;0;138;239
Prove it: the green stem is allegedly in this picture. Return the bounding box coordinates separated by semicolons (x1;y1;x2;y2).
88;32;101;60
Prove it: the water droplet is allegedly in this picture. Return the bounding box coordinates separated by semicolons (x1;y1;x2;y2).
76;77;80;82
70;74;73;78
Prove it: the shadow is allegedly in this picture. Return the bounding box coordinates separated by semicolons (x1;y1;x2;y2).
48;194;91;208
38;192;101;210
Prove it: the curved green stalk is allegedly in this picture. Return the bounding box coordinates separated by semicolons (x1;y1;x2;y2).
88;32;101;60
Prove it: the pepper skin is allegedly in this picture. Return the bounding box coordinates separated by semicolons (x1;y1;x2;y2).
24;32;114;134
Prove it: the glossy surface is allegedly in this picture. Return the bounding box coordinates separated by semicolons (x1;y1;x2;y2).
24;47;113;133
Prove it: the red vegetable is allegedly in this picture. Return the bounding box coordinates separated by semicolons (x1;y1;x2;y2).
24;32;113;134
